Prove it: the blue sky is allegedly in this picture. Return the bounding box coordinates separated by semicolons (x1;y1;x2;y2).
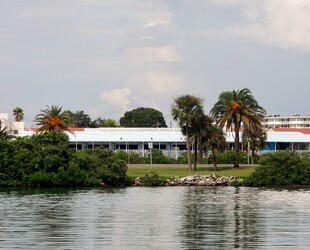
1;0;310;127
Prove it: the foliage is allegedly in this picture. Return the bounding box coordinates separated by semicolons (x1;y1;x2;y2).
120;107;167;127
13;107;24;122
71;148;128;186
34;105;72;133
140;172;166;186
64;110;92;127
210;88;266;168
102;119;120;127
203;124;226;171
0;121;9;140
245;151;310;187
146;148;173;164
242;126;267;164
171;95;204;171
216;151;247;164
0;133;129;187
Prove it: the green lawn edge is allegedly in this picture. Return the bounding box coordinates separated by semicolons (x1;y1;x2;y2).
127;164;257;179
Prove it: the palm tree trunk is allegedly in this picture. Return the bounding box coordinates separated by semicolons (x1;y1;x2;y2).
199;144;203;164
234;123;240;168
251;148;255;164
212;148;217;171
193;136;198;171
186;125;192;171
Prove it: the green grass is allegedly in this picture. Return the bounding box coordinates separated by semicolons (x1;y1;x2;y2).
127;164;257;179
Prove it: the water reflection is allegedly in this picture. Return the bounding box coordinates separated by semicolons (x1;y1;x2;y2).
0;187;310;249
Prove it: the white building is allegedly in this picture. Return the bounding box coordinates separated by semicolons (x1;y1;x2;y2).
262;114;310;129
2;112;310;156
0;113;25;135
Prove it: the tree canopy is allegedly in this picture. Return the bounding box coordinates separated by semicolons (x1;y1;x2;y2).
120;107;167;127
171;95;204;171
210;88;266;167
34;105;72;134
13;107;24;122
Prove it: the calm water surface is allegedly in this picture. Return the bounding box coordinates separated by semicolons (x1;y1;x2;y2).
0;186;310;249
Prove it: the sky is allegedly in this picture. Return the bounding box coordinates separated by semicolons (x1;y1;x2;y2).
1;0;310;127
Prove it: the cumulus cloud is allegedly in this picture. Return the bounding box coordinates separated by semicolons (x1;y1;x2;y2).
127;46;180;63
229;0;310;51
99;87;131;111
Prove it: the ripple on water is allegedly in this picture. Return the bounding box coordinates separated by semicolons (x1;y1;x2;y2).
0;187;310;249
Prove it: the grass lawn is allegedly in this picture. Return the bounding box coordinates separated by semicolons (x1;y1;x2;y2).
127;164;257;179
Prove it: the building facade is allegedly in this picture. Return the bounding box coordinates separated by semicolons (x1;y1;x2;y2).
1;112;310;156
263;114;310;129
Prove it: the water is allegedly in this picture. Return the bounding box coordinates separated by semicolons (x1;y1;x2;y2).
0;187;310;249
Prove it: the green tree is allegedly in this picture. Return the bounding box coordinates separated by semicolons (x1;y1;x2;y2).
34;105;72;134
102;119;120;127
171;95;204;171
120;107;167;127
13;107;24;122
183;113;209;171
64;110;91;127
242;126;267;164
210;88;266;168
204;125;226;171
90;117;105;128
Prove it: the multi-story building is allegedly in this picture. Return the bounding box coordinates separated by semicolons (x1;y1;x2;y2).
262;114;310;129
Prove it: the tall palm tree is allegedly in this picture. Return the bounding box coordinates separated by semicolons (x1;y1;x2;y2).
210;88;266;168
242;126;267;164
34;105;72;134
171;95;204;171
13;107;24;122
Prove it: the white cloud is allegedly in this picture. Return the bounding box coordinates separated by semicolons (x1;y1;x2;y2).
229;0;310;51
127;46;180;63
144;15;171;28
99;87;131;111
132;71;184;96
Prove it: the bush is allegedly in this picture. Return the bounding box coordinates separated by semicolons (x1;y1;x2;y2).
217;151;247;164
27;171;55;187
140;172;166;186
245;151;310;187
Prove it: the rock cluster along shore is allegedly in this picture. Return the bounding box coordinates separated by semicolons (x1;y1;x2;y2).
133;174;244;187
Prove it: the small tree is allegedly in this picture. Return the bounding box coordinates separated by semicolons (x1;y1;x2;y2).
204;125;226;171
242;126;267;164
13;107;24;122
0;121;9;140
120;107;167;127
34;105;72;134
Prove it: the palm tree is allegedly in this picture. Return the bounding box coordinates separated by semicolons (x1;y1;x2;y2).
188;114;212;171
34;105;72;134
171;95;204;171
210;88;266;168
13;107;24;122
242;126;267;164
0;120;9;140
204;125;226;171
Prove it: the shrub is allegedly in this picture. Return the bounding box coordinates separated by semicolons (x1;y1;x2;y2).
27;171;55;187
245;151;310;187
217;151;247;164
140;172;166;186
